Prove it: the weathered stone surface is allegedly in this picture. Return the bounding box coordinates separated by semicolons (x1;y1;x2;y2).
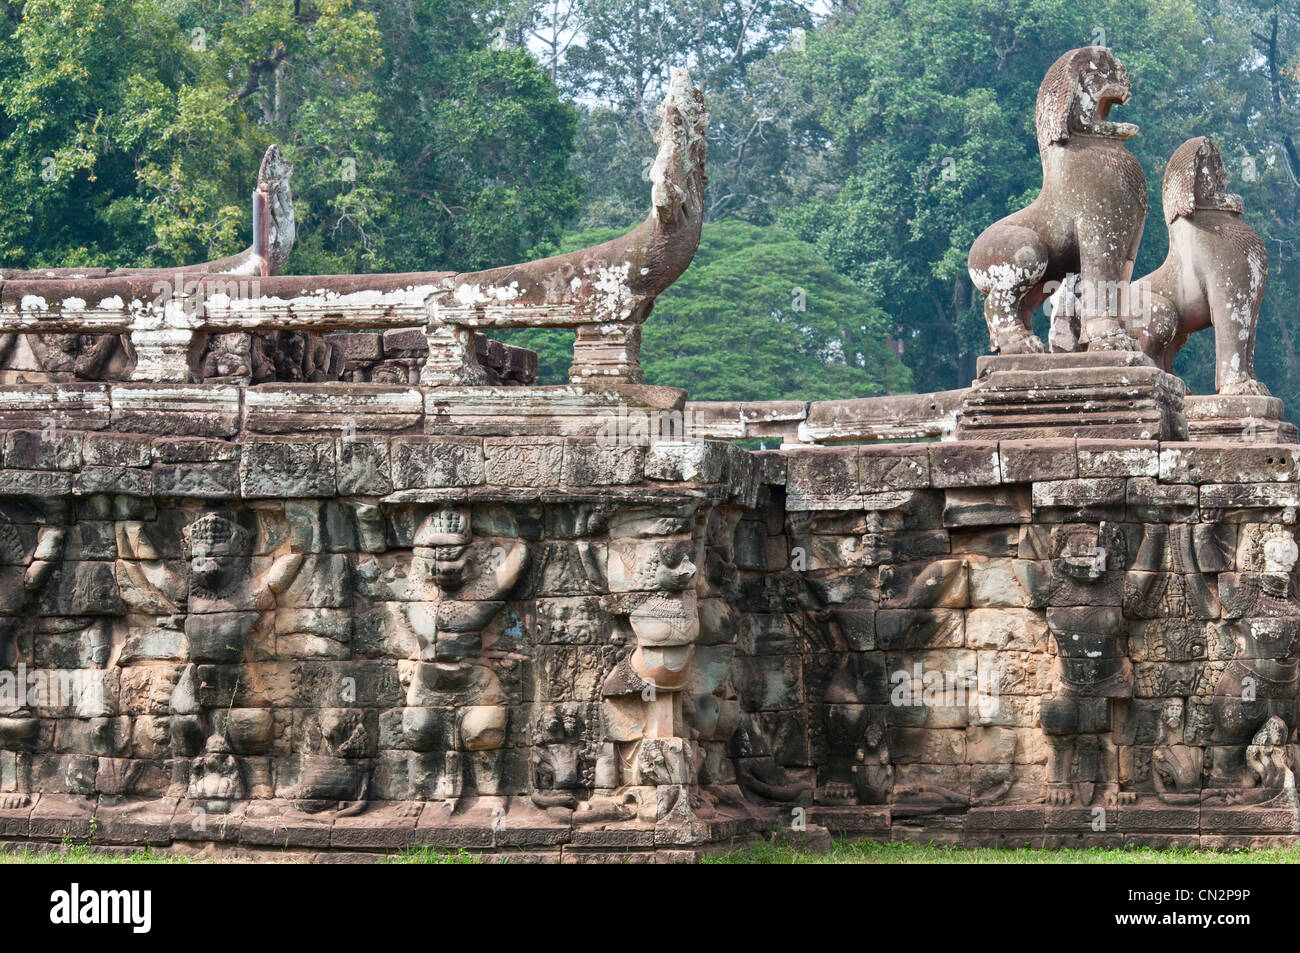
1159;443;1300;484
956;355;1188;442
392;437;485;489
942;486;1031;527
152;462;239;498
859;444;931;491
336;439;393;496
785;447;860;510
1128;478;1199;523
1076;439;1159;478
240;438;337;498
999;439;1077;483
561;439;645;486
484;437;564;487
1031;478;1126;518
929;442;1000;489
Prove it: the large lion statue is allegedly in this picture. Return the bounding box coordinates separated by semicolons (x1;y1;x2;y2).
968;47;1147;355
1124;136;1269;395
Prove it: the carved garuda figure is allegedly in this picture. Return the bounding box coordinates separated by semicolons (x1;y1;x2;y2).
968;47;1147;355
1124;136;1269;395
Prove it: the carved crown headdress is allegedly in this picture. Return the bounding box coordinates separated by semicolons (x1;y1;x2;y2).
183;513;251;556
414;504;471;547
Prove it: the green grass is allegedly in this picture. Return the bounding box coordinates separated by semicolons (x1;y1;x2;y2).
0;842;188;864
383;845;485;864
4;838;1299;864
704;840;1300;864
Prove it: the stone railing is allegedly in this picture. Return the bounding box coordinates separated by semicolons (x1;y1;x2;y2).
0;68;708;391
0;272;435;382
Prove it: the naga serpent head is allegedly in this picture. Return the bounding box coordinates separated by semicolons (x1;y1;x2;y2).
1162;136;1245;223
1036;46;1138;151
255;144;295;276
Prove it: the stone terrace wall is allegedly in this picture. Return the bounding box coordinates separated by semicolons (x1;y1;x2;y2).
0;429;1297;857
0;430;767;860
735;439;1300;848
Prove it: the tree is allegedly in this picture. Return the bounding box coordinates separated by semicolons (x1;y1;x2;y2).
1182;1;1300;412
0;0;582;276
359;0;582;272
556;0;815;227
500;219;912;399
0;0;256;267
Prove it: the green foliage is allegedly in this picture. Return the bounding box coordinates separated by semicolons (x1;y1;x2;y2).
0;0;580;275
361;0;582;272
556;0;814;227
500;219;911;399
0;0;251;266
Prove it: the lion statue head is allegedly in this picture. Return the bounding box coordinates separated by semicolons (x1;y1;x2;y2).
1036;46;1138;151
1162;136;1244;223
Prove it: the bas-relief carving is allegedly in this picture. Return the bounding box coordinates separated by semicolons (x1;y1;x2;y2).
116;510;310;811
596;508;704;822
771;480;1300;817
1204;526;1300;804
0;467;1298;842
198;330;345;385
106;499;540;816
1040;522;1132;807
0;512;65;808
396;504;527;807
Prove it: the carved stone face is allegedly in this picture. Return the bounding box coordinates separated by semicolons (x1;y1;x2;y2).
412;545;470;591
1058;526;1109;581
204;333;251;379
1164;137;1245;222
1161;698;1184;732
184;514;251;596
1192;141;1243;213
413;504;473;593
190;554;235;594
532;744;582;792
1072;50;1134;137
1263;532;1299;571
1040;47;1137;143
628;590;698;647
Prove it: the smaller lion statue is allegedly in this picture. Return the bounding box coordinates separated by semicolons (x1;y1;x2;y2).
968;47;1147;355
1122;136;1269;395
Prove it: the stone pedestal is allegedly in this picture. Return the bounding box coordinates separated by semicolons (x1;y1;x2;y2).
955;351;1187;441
1184;394;1298;444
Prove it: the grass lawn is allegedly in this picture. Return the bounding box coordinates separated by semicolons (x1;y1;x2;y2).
4;839;1299;864
703;840;1300;864
0;842;189;864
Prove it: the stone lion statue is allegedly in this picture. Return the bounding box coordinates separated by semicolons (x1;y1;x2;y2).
1124;136;1269;395
968;47;1147;354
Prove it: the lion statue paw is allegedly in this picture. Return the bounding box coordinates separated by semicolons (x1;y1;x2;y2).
1219;375;1271;398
